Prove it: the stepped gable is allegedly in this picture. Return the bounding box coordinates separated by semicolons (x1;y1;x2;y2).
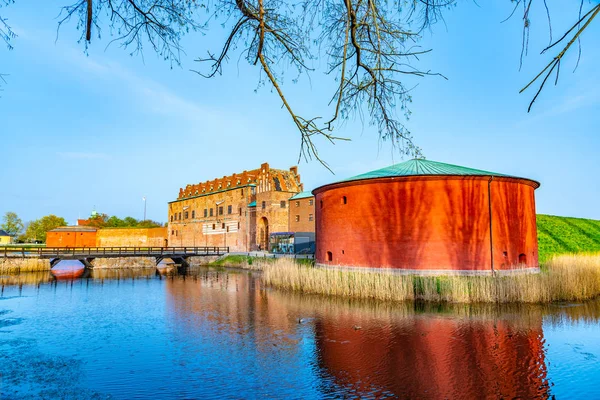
177;163;301;200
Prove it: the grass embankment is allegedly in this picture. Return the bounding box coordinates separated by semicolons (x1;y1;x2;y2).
210;254;313;270
263;254;600;303
537;214;600;263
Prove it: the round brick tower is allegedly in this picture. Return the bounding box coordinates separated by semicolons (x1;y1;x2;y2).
312;159;540;275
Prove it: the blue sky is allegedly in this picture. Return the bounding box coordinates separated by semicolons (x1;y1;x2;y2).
1;1;598;223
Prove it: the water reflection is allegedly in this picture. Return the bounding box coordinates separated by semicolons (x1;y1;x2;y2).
1;267;599;398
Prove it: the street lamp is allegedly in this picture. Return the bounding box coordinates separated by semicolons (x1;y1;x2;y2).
142;197;147;221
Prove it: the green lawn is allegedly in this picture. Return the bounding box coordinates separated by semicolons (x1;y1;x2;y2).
538;214;600;263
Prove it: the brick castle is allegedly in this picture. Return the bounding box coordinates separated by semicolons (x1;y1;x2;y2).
168;162;315;252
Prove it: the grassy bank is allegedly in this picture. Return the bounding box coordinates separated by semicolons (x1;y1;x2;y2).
210;254;313;270
538;214;600;262
263;253;600;303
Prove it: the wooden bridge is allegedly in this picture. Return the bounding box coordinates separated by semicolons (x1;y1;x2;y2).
1;246;229;269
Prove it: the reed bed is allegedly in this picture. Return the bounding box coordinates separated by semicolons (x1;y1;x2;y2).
262;253;600;304
0;258;50;274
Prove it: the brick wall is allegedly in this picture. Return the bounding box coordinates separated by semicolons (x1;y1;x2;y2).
289;196;315;233
46;231;98;247
96;227;168;247
168;162;305;252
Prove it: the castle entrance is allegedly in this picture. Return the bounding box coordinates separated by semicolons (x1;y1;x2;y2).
259;217;269;251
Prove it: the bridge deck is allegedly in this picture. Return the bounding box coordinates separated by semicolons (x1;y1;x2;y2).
1;246;229;259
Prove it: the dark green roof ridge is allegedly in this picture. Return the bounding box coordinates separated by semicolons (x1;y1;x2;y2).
320;159;539;188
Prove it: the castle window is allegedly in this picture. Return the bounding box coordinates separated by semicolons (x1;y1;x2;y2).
327;251;333;262
239;208;242;216
262;201;266;209
191;210;195;219
295;215;300;222
241;188;244;197
210;208;214;217
226;226;229;232
184;211;189;219
309;214;313;222
212;224;216;230
238;222;240;229
170;215;173;222
295;201;300;207
222;223;225;229
171;230;174;235
178;212;182;220
342;196;347;205
309;199;313;206
204;209;208;218
519;254;527;264
219;206;224;216
175;230;178;236
280;201;286;208
228;205;232;214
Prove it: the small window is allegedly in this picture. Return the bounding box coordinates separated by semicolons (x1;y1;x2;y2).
262;201;266;209
191;210;195;219
326;251;333;262
309;199;313;206
241;189;244;197
219;206;224;216
178;212;182;220
204;209;208;217
280;201;286;208
210;208;214;217
171;230;174;235
228;205;232;214
170;215;173;222
238;222;240;229
251;187;256;195
184;211;189;219
295;201;300;207
239;208;242;216
519;254;527;264
295;215;300;222
226;226;229;232
309;214;313;221
212;224;216;230
175;230;178;236
342;196;347;205
222;223;225;229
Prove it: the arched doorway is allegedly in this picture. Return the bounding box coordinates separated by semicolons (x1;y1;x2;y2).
259;217;269;251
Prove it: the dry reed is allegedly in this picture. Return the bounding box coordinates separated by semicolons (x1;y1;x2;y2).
0;258;50;274
262;253;600;303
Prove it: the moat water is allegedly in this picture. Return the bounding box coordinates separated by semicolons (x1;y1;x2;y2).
1;267;599;399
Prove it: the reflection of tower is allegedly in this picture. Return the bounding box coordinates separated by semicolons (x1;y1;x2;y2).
315;313;549;399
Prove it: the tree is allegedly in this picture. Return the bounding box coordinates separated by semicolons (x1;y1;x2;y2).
25;215;68;243
1;1;597;164
137;219;162;228
1;211;23;237
86;213;109;228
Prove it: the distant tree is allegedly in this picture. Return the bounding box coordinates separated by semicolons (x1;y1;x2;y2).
1;211;23;237
137;219;162;228
25;215;67;243
122;216;139;227
105;215;126;227
86;213;109;228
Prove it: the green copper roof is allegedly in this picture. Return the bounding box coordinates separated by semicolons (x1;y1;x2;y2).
289;191;314;200
332;159;539;186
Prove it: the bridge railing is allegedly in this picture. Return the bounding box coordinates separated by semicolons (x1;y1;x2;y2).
1;246;229;258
